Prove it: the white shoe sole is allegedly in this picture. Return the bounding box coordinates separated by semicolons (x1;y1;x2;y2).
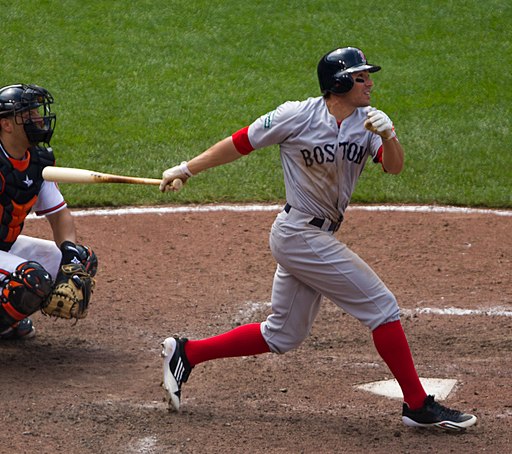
402;414;477;431
24;327;36;339
0;326;36;340
161;337;181;412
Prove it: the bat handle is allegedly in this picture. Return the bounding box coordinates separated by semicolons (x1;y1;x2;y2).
171;178;183;190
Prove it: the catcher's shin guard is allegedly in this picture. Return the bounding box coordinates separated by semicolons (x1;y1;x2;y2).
0;261;53;329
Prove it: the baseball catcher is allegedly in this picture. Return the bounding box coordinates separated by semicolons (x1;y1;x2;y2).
0;83;98;340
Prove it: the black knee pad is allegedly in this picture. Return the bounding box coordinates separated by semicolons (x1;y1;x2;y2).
0;261;53;325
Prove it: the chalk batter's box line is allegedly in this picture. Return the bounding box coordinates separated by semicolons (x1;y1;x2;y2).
27;204;512;218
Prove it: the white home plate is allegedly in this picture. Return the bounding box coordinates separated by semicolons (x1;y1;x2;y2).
356;378;457;401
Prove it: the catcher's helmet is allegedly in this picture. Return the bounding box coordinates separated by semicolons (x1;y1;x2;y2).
317;47;381;94
0;84;56;145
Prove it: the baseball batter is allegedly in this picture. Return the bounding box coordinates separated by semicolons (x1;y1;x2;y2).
159;47;476;431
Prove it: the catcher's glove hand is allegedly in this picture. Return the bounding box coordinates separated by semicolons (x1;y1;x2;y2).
42;263;95;320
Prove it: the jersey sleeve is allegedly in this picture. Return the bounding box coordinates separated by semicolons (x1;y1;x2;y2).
32;180;67;216
246;101;302;150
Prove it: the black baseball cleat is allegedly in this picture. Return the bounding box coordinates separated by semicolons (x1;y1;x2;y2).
0;318;36;340
402;395;477;431
160;336;193;411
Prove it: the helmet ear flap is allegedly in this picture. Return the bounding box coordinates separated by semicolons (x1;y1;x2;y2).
331;72;354;94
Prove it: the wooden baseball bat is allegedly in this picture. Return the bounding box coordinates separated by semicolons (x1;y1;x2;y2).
42;166;184;190
43;166;164;186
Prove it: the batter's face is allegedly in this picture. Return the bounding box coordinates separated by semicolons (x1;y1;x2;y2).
346;70;373;106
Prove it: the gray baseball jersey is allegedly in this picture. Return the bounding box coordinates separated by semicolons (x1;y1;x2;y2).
234;96;400;354
247;96;382;222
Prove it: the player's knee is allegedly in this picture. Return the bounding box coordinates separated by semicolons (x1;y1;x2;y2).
369;297;401;330
262;324;307;354
0;261;53;324
268;338;304;354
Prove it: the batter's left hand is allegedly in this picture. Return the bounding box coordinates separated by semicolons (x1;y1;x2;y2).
160;161;191;192
364;109;396;141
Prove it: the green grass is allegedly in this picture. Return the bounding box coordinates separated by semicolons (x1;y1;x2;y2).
2;0;510;208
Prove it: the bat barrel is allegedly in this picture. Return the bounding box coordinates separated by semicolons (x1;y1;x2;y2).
42;166;162;185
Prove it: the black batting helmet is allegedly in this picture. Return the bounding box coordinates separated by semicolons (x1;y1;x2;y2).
0;84;56;145
317;47;381;94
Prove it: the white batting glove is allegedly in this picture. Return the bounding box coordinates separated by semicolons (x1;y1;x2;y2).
159;161;193;192
364;108;396;141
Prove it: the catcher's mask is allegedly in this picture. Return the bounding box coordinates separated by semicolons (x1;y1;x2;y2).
0;83;56;145
317;47;381;95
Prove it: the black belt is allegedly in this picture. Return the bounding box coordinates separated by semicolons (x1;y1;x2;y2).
284;203;342;232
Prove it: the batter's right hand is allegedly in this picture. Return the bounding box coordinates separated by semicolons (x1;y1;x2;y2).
364;108;396;141
160;161;192;192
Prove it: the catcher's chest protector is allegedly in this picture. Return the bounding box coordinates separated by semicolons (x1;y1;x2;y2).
0;146;55;251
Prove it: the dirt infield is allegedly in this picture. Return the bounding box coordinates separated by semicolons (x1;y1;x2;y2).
1;205;511;453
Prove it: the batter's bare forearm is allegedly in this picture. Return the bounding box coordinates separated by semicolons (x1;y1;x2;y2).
187;137;243;175
159;137;243;192
382;138;404;174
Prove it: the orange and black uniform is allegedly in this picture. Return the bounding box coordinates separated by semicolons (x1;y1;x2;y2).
0;144;55;251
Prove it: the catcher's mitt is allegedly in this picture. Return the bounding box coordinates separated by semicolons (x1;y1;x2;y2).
42;263;95;320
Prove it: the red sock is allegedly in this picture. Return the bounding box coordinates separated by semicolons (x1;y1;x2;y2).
184;323;271;367
372;320;427;410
